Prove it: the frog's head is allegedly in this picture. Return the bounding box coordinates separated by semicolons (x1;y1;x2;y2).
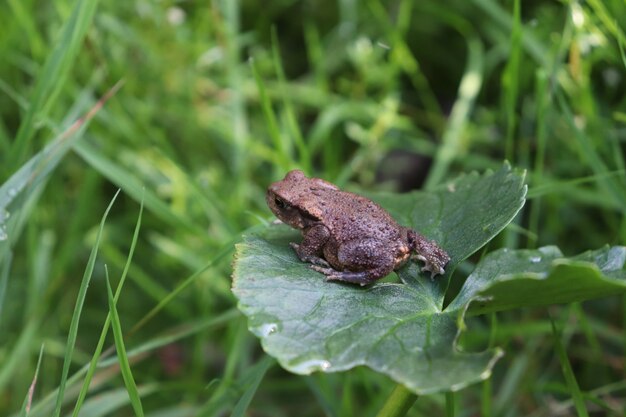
266;170;336;229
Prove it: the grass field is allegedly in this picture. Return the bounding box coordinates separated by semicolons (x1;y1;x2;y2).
1;0;626;416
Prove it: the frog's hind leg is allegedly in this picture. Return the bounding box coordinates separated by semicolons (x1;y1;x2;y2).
406;229;450;277
313;239;395;286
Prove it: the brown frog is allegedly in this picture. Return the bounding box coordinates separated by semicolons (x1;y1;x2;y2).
266;170;450;285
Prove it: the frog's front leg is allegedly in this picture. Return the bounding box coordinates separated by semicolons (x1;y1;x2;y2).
312;238;395;286
291;223;331;267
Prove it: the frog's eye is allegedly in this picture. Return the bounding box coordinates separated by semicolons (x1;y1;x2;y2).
274;197;288;209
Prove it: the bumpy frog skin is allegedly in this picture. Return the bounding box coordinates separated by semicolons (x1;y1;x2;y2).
266;170;450;286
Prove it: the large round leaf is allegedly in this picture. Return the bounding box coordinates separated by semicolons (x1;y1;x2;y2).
232;165;526;394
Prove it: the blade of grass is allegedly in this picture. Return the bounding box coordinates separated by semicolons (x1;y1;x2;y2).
250;58;290;172
6;0;45;59
550;314;589;417
528;69;549;247
270;27;311;173
619;35;626;69
105;271;145;417
527;171;626;198
502;0;521;161
481;312;498;417
481;378;492;417
622;295;626;378
0;250;10;330
22;363;103;417
303;21;328;91
606;37;626;189
339;372;354;417
230;356;274;417
470;0;548;65
6;0;101;172
556;92;626;213
425;37;484;188
217;0;248;179
18;344;45;417
51;189;121;417
72;195;144;417
446;392;457;417
375;384;417;417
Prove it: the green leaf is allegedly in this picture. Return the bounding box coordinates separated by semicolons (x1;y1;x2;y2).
450;246;626;316
232;165;526;394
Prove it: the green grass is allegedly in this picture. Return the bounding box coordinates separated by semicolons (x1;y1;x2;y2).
550;312;589;417
1;0;625;416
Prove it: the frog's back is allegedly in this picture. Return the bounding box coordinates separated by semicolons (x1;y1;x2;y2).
316;189;403;243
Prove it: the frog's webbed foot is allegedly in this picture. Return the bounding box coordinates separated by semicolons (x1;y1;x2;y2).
290;242;330;267
407;230;450;278
310;266;379;286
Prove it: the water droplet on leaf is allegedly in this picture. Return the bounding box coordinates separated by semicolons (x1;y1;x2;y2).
290;359;332;374
259;323;278;336
0;209;9;223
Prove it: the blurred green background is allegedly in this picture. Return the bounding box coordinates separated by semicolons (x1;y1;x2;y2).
1;0;625;415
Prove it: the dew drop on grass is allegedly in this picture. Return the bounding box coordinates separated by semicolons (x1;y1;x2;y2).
530;256;541;263
0;226;7;241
